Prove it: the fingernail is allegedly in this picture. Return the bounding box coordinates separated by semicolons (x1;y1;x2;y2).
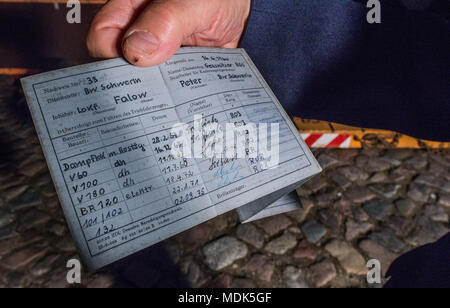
124;31;159;56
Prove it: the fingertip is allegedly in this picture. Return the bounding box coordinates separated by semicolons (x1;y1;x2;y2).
122;30;158;65
86;31;99;58
122;30;178;67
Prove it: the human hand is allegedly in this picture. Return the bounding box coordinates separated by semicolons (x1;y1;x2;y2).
87;0;251;67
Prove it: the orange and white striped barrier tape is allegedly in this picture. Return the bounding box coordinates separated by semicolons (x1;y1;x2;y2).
301;133;352;148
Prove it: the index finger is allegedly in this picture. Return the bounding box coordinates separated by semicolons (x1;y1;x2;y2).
87;0;149;58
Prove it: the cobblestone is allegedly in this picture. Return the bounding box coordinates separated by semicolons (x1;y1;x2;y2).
423;204;448;223
282;266;309;288
359;240;397;276
405;216;449;247
301;220;327;244
54;236;77;253
390;166;416;182
438;193;450;208
405;155;428;170
325;240;367;276
415;175;450;193
8;188;41;210
317;153;340;170
309;259;337;287
86;275;115;288
177;223;212;252
395;199;418;217
345;219;374;241
304;175;328;193
368;231;406;253
318;209;343;234
363;199;393;220
346;187;377;204
383;216;413;237
369;183;402;199
286;197;314;224
384;149;414;161
181;259;204;287
337;166;369;182
2;247;47;271
352;206;370;222
19;209;51;230
329;171;352;189
313;188;340;207
0;86;447;289
264;233;297;255
230;278;255;288
208;274;232;288
254;215;291;237
333;198;353;217
292;241;318;261
203;237;248;271
357;155;392;172
368;172;388;183
407;183;432;203
236;224;265;249
29;254;61;277
429;153;450;168
244;254;275;283
0;211;15;229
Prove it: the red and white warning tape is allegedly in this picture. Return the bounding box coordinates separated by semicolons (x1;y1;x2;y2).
301;133;352;148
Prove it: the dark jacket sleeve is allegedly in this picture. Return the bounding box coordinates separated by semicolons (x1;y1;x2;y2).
239;0;450;142
384;233;450;288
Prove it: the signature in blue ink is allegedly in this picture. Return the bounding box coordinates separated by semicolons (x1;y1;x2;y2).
214;161;244;188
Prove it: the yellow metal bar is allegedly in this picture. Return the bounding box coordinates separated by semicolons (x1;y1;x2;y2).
0;68;36;75
293;117;450;149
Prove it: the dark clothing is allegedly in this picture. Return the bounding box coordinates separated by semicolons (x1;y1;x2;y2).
240;0;450;288
385;233;450;288
240;0;450;142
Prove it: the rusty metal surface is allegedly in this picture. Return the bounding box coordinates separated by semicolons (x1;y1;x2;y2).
294;118;450;149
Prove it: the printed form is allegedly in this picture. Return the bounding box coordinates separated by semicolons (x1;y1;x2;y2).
21;48;321;269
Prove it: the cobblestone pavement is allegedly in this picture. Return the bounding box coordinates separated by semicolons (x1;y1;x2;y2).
0;76;449;288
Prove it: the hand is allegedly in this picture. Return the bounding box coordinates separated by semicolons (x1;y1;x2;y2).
87;0;251;67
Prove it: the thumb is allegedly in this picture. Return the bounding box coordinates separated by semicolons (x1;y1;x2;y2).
122;1;201;67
